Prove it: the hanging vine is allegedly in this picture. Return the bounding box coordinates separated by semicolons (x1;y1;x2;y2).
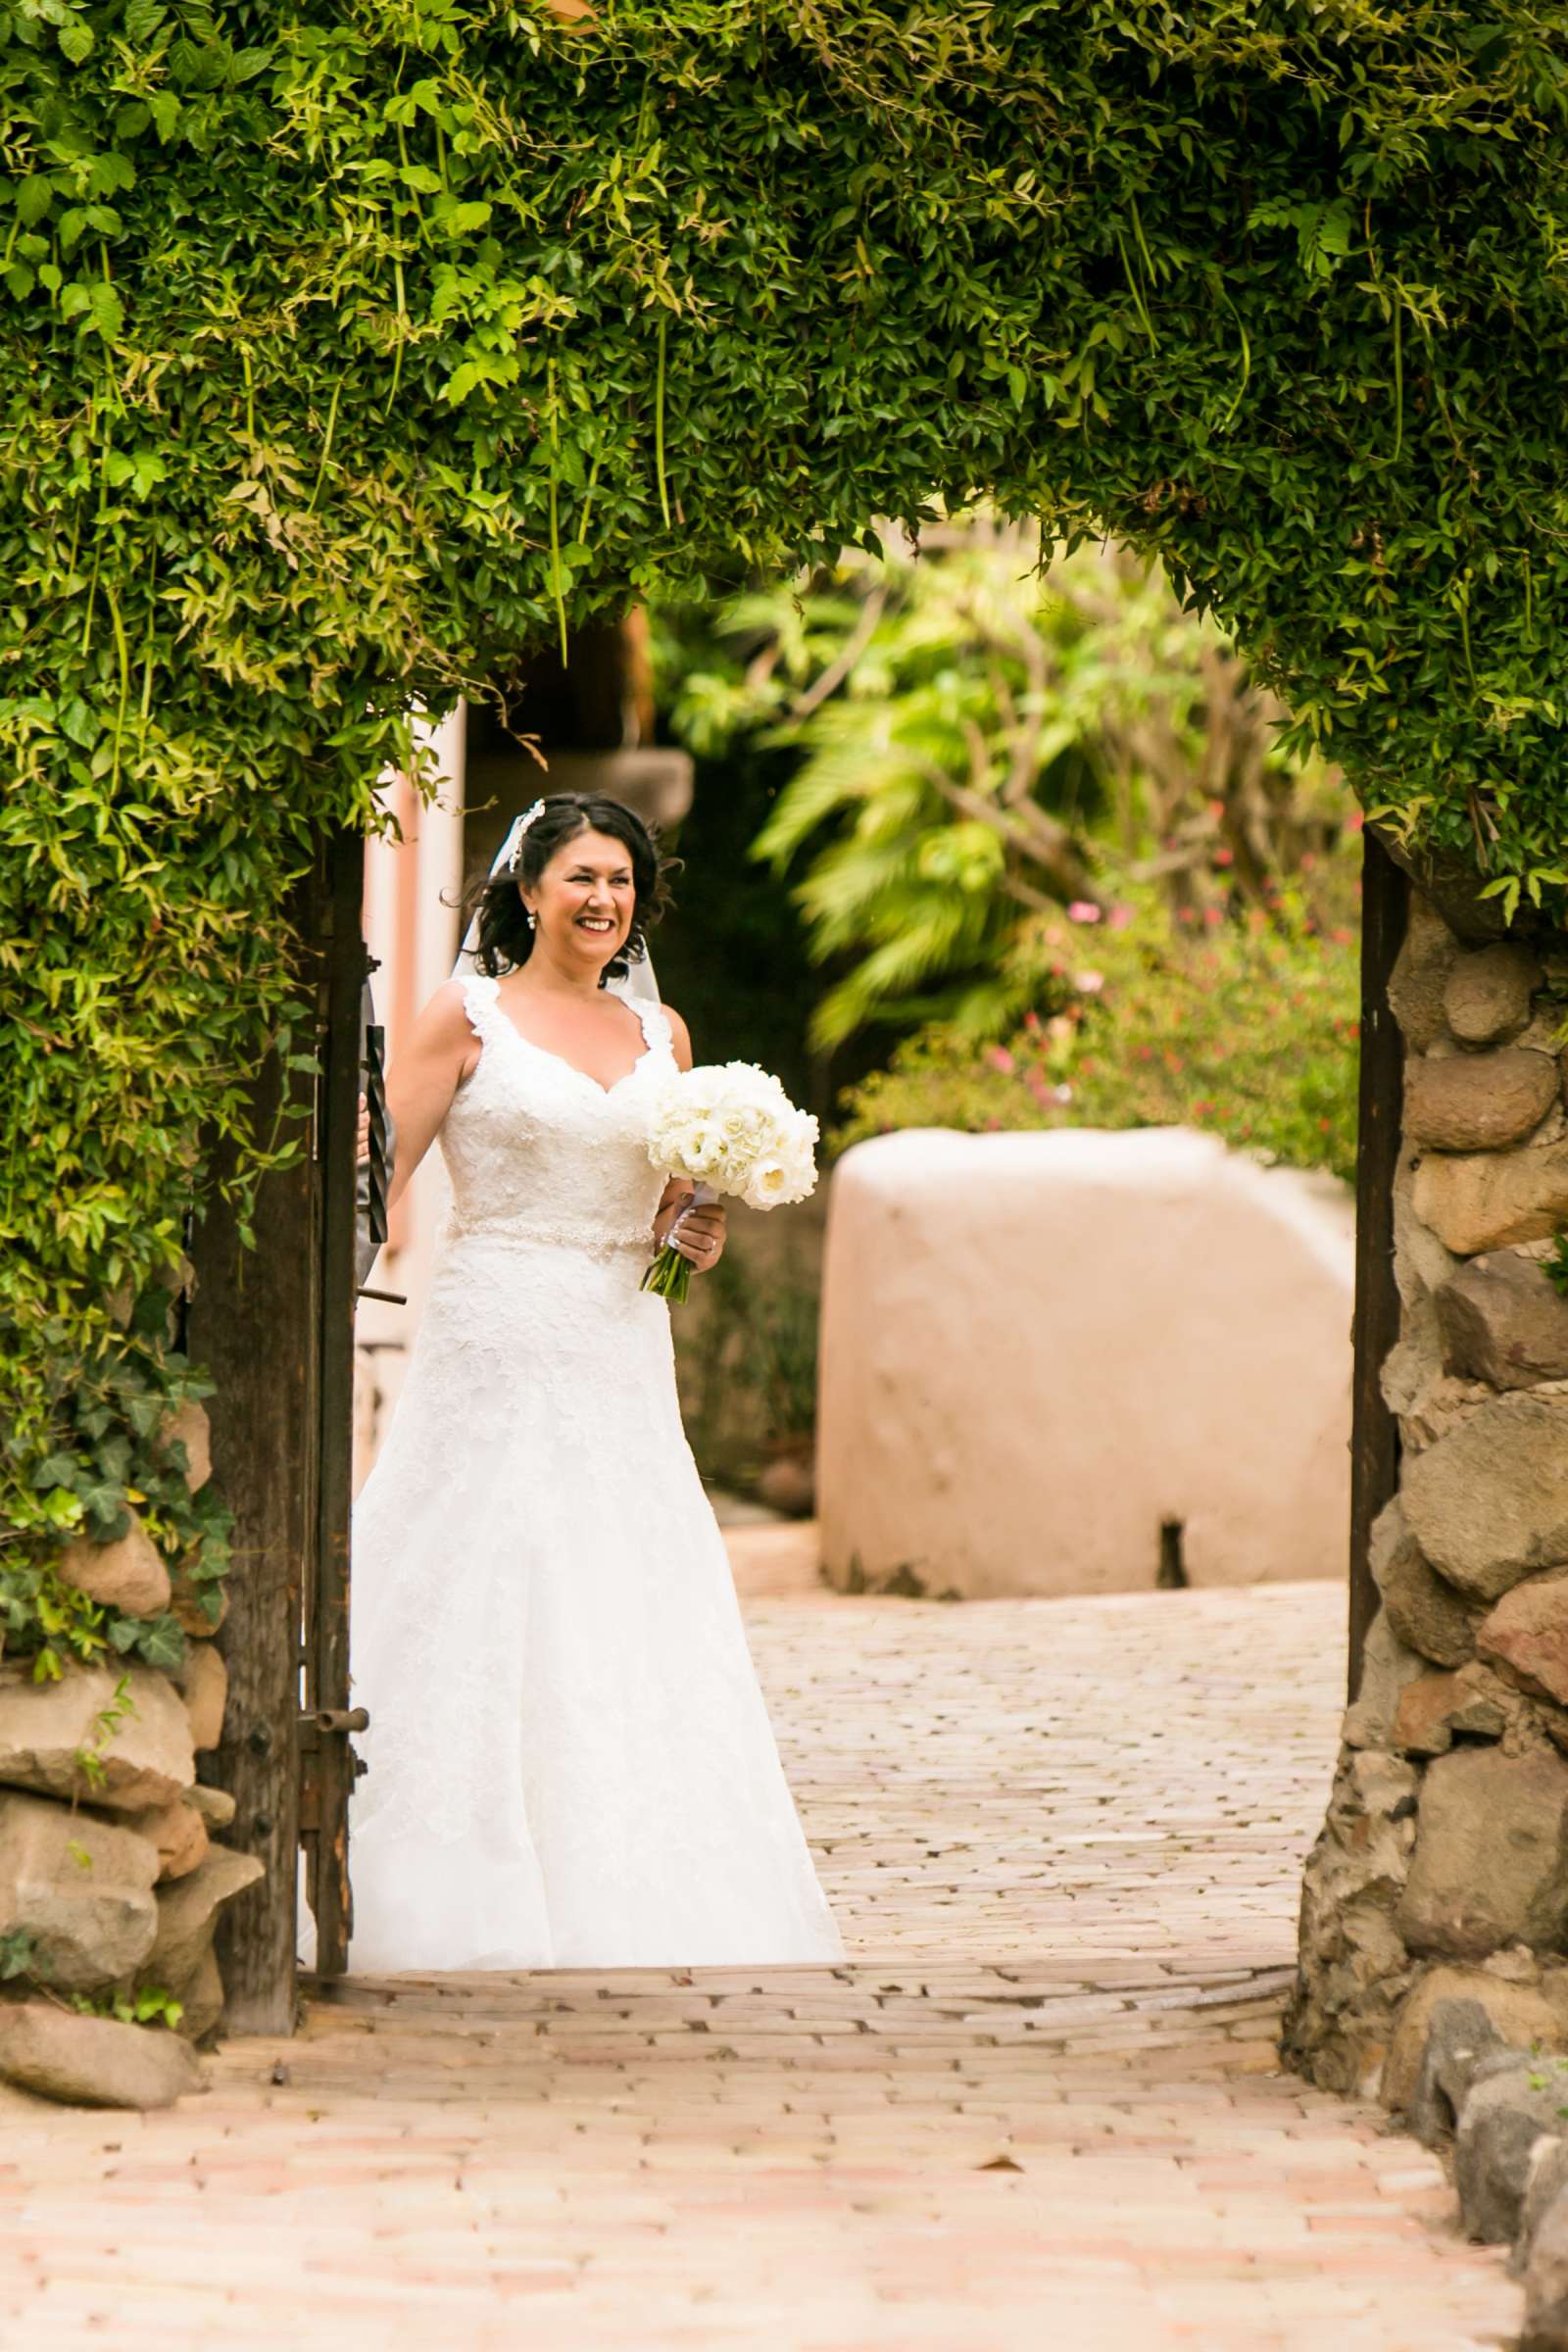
2;0;1567;1660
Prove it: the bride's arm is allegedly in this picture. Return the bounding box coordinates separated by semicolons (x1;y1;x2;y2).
382;980;481;1210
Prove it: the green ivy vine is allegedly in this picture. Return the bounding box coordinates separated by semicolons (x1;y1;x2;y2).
3;0;1567;1653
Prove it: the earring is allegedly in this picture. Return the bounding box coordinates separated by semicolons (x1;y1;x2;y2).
525;910;537;932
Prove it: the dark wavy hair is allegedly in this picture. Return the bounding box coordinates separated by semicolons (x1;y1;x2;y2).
466;793;675;983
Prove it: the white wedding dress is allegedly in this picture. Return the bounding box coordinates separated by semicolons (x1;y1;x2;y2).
345;974;843;1972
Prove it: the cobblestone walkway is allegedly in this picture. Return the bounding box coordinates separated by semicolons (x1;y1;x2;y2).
0;1582;1520;2351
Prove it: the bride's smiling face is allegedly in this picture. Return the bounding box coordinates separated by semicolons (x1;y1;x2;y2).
525;827;636;969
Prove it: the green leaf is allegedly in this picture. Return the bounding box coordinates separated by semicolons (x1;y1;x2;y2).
131;1616;185;1672
15;175;53;226
57;697;99;747
433;199;493;238
31;1452;81;1491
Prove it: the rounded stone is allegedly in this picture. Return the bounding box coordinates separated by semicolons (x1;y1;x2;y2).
1388;896;1462;1051
117;1796;210;1884
0;1662;195;1814
1371;1496;1480;1667
0;1791;160;1989
158;1399;212;1492
0;2001;200;2109
1445;942;1542;1048
1405;1049;1557;1152
1384;1971;1568;2117
60;1517;171;1621
172;1642;227;1755
1478;1575;1568;1708
145;1844;264;1998
1396;1744;1568;1962
1412;1139;1568;1256
1392;1665;1512;1757
1437;1250;1568;1390
1401;1391;1568;1602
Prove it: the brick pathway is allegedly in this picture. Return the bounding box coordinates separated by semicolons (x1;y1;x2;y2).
0;1579;1519;2351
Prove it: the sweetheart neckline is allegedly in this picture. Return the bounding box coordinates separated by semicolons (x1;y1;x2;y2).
461;972;667;1098
497;1018;654;1099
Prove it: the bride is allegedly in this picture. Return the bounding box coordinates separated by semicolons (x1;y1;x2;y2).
346;790;843;1971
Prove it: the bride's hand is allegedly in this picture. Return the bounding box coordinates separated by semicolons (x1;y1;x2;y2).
665;1199;727;1274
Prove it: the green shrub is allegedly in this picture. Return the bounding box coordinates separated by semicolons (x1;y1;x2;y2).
673;1240;821;1485
671;527;1345;1049
837;868;1361;1186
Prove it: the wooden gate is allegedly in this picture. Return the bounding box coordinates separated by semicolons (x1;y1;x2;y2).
1347;826;1408;1702
191;829;371;2029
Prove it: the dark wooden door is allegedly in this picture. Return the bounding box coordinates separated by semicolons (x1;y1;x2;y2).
193;827;369;2027
1347;826;1407;1701
297;829;371;1978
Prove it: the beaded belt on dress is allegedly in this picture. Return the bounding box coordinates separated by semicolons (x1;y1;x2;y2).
443;1211;654;1261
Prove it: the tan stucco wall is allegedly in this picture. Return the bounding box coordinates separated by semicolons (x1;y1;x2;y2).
817;1128;1354;1597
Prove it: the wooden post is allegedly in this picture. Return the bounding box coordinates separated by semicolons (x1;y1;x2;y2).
188;1007;314;2036
189;834;368;2028
1348;826;1407;1701
301;830;368;1976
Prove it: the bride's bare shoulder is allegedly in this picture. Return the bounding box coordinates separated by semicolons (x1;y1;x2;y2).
405;978;485;1063
418;976;475;1027
659;1003;694;1070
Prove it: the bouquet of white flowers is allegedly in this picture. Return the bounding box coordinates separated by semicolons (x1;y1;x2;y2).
642;1060;819;1303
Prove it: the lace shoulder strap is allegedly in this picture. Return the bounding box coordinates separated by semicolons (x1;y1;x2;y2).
629;997;675;1058
458;971;505;1046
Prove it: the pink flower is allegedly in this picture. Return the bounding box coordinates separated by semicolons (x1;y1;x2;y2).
987;1046;1016;1074
1203;906;1223;926
1107;904;1134;931
1213;847;1235;867
1066;900;1102;924
1073;970;1104;996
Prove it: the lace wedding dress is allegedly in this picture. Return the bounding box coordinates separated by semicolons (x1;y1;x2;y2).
345;975;843;1972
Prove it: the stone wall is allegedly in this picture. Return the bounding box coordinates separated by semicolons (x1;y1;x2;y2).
0;1398;261;2109
1286;888;1568;2098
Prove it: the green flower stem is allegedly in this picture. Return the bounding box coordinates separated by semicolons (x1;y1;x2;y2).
641;1242;694;1305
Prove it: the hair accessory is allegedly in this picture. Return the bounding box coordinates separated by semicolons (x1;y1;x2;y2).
506;797;547;872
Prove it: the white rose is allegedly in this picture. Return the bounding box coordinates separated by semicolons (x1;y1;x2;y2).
744;1155;792;1208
